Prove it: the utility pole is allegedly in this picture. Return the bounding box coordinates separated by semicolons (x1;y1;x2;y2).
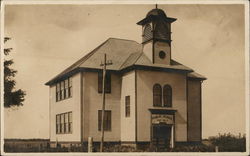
100;53;112;152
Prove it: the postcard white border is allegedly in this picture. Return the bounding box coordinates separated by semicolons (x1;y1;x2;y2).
1;0;249;156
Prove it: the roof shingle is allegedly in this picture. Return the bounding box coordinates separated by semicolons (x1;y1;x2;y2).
45;38;206;85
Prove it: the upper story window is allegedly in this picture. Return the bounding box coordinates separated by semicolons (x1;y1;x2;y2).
154;21;171;41
98;71;111;93
159;51;166;59
153;83;172;107
143;24;153;42
56;77;72;102
163;85;172;107
153;84;162;107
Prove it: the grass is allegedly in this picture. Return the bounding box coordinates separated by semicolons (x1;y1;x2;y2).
4;133;246;152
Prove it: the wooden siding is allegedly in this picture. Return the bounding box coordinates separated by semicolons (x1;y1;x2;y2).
187;80;202;142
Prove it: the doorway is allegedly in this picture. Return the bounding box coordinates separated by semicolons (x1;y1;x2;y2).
151;124;172;150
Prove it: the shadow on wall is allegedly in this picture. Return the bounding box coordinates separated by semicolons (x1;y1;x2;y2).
175;111;186;124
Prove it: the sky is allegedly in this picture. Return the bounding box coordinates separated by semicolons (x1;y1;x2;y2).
3;3;246;139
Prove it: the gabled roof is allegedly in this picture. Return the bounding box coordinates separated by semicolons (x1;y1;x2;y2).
45;38;206;85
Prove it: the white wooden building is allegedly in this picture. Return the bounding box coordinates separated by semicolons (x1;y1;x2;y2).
45;7;206;149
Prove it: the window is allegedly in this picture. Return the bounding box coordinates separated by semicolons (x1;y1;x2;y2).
68;112;72;133
153;84;162;107
64;79;69;99
65;113;68;133
143;24;153;42
56;112;72;134
152;84;173;107
98;71;111;93
69;78;72;97
60;114;65;133
163;85;172;107
159;51;166;59
56;77;72;102
56;115;60;134
56;83;60;101
98;110;111;131
125;96;130;117
60;81;64;100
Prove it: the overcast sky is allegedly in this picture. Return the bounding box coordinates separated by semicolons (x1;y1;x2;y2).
4;3;246;139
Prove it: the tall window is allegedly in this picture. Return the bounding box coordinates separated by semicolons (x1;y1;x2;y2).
163;85;172;107
56;112;72;134
68;112;72;133
56;77;72;102
143;24;153;42
64;79;69;99
98;110;111;131
98;71;111;93
69;78;72;97
56;83;60;101
153;84;162;107
56;115;60;134
60;114;65;133
60;81;64;100
125;96;130;117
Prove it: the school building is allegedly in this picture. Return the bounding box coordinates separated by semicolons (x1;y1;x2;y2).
45;6;206;149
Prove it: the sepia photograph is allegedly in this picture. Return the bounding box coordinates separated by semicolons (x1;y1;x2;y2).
1;0;249;155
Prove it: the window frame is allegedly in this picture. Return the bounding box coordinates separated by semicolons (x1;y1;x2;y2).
163;84;172;107
153;84;162;107
98;71;111;94
125;96;130;117
56;83;61;101
56;111;73;134
68;78;72;98
143;24;153;42
152;84;173;107
61;81;65;100
56;114;61;134
98;110;111;131
56;77;72;102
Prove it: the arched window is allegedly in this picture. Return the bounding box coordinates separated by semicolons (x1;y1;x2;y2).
143;24;153;42
163;85;172;107
153;84;162;107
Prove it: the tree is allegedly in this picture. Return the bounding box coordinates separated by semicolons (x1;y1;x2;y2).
4;37;26;108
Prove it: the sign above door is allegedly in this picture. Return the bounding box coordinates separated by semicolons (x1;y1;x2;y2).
152;114;174;124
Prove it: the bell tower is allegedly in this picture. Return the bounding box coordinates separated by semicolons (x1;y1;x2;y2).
137;5;176;65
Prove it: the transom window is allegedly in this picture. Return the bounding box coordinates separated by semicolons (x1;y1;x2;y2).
56;77;72;102
153;84;172;107
56;112;72;134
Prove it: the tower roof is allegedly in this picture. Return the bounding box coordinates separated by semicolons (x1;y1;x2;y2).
146;8;167;18
137;8;177;25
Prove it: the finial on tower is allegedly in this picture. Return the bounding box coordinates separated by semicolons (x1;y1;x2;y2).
155;4;158;9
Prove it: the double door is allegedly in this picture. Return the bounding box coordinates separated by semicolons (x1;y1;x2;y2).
152;124;172;150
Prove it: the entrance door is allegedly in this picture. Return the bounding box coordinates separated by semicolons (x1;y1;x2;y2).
152;124;172;150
